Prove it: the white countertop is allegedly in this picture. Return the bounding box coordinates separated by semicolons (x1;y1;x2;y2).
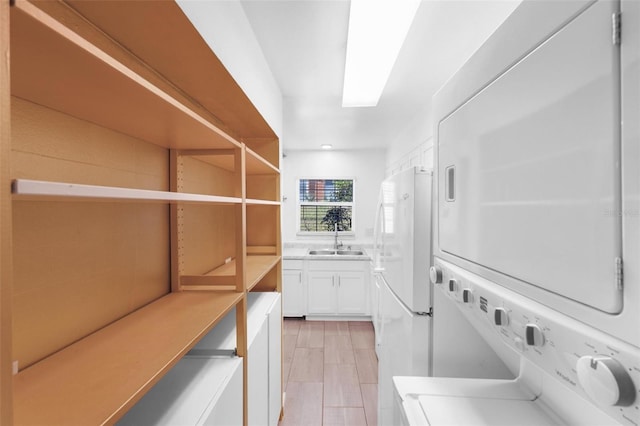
282;245;371;260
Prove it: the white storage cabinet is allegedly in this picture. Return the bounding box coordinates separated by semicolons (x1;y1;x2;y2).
117;356;243;425
282;259;305;317
192;292;282;426
119;292;282;426
307;260;368;316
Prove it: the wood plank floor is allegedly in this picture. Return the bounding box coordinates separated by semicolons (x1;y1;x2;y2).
279;319;378;426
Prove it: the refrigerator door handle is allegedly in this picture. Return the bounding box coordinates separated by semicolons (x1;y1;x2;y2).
373;186;387;271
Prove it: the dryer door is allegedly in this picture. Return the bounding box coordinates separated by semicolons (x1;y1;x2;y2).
437;0;622;313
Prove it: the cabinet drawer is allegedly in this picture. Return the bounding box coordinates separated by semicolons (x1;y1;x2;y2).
283;260;304;270
308;260;366;271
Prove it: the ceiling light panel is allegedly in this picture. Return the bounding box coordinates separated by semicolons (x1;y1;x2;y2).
342;0;421;107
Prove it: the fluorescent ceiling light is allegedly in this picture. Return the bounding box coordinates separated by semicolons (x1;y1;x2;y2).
321;144;333;150
342;0;421;107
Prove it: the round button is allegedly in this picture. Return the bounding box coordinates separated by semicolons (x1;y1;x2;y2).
448;279;458;292
576;355;636;407
514;336;525;352
429;266;443;284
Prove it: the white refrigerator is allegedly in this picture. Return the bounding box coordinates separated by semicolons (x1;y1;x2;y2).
372;166;432;426
372;166;513;426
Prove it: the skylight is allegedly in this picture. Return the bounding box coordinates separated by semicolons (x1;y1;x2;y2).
342;0;421;107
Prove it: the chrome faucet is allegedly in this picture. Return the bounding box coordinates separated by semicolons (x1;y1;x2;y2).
334;223;343;250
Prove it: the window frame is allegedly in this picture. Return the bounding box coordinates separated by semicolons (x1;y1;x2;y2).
296;177;356;236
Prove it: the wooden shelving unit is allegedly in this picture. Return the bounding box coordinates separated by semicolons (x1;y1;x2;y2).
13;292;243;425
1;1;282;424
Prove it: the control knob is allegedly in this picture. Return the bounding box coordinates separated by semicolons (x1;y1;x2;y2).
494;308;509;326
462;288;473;304
448;279;458;293
525;324;545;347
429;266;443;284
576;356;636;407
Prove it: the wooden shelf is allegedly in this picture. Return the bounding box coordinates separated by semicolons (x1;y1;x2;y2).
10;1;241;152
246;198;281;206
5;1;282;424
177;149;237;172
180;255;281;292
247;255;282;291
63;0;277;144
173;147;278;176
246;147;279;175
181;260;237;290
12;179;242;204
13;291;244;425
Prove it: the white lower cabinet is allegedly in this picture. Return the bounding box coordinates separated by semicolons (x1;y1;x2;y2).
307;260;368;316
307;271;336;314
282;260;305;316
119;292;281;426
117;356;243;425
267;298;283;426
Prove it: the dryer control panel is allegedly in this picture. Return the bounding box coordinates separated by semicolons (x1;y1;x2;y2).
431;259;640;425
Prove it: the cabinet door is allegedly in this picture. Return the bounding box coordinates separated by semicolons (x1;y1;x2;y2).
267;296;282;426
248;320;269;426
282;269;304;316
307;272;336;314
337;271;367;314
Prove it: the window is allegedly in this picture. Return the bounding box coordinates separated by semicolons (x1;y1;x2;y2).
298;179;354;233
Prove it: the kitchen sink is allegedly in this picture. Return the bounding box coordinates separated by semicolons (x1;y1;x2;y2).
308;249;336;255
336;250;364;255
308;249;364;256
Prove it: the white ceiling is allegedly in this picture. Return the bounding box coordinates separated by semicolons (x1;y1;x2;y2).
239;0;521;151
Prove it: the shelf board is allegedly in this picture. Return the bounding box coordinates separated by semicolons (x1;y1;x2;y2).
181;260;236;289
13;291;244;425
246;198;281;206
64;0;277;143
246;147;279;175
180;255;281;291
11;1;241;151
12;179;242;205
247;255;281;291
177;149;237;172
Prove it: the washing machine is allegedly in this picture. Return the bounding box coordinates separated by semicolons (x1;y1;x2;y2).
397;1;640;421
393;260;640;425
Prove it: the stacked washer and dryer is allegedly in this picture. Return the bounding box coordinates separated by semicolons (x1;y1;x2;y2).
394;0;640;425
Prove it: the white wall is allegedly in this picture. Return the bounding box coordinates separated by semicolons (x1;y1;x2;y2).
177;0;283;138
281;149;386;245
385;103;434;176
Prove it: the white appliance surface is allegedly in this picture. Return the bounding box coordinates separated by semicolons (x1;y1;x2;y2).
377;275;431;426
437;0;621;313
373;166;433;426
374;166;431;313
395;377;561;426
375;167;514;426
433;0;639;347
417;396;557;426
407;1;640;425
395;260;640;426
371;272;382;357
